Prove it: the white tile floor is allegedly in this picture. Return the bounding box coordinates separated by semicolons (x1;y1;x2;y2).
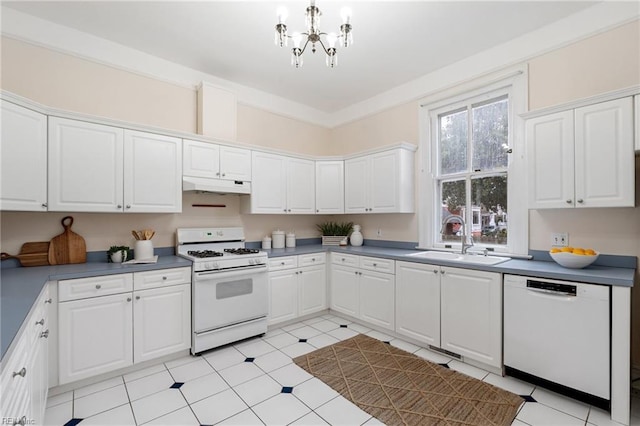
44;313;640;426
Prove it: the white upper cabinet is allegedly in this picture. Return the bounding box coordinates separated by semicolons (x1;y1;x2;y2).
49;118;182;213
1;101;48;211
527;97;634;209
49;117;124;212
243;151;315;214
315;161;344;214
345;147;414;214
124;130;182;213
183;139;251;181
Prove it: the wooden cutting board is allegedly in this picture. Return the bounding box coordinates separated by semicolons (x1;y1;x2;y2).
48;216;87;265
1;241;50;267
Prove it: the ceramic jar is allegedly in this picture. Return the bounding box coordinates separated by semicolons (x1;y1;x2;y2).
350;224;363;246
272;230;285;249
134;240;154;260
262;236;272;250
286;232;296;248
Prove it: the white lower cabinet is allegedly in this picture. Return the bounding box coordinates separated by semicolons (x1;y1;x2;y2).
395;261;502;368
268;254;327;325
58;268;191;384
1;285;51;426
330;254;395;331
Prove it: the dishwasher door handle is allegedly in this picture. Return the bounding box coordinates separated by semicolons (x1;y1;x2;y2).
526;286;576;297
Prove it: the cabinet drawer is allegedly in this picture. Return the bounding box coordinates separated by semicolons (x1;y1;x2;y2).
134;267;191;290
269;256;298;271
360;256;395;274
59;274;133;302
1;331;29;409
298;252;326;267
331;253;359;267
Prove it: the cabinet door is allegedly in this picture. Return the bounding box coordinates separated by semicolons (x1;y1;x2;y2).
250;151;287;213
330;265;359;317
395;261;440;346
315;161;344;214
1;101;48;211
369;150;399;213
440;267;501;368
344;157;369;213
298;265;327;316
268;269;298;325
574;97;634;208
220;146;251;181
526;111;574;209
287;157;316;214
124;130;182;213
48;117;124;212
133;284;191;363
359;270;395;331
183;139;220;178
58;293;133;384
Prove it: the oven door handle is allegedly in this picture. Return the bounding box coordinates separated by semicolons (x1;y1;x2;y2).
195;265;268;280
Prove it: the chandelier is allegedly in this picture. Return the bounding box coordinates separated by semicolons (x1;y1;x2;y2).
274;1;353;68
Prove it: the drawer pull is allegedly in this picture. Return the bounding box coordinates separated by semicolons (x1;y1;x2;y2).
433;269;438;274
311;258;315;262
127;297;132;302
281;262;285;265
35;319;45;326
12;367;26;378
40;329;49;338
373;263;377;267
95;284;102;289
136;296;141;300
44;298;52;304
162;276;167;280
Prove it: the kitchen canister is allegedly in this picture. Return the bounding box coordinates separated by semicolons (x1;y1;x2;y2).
286;232;296;248
134;240;154;260
272;230;285;249
262;236;272;250
350;224;363;246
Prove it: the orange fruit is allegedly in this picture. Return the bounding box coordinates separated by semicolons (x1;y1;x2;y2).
550;248;561;253
573;248;585;255
560;247;573;253
585;249;596;255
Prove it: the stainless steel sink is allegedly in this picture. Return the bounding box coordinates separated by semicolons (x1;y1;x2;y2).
406;251;510;265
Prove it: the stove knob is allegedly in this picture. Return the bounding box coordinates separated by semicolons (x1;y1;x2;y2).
249;259;255;265
204;262;213;270
212;262;219;269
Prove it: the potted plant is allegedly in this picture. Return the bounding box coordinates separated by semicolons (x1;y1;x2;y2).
107;245;131;263
317;221;354;245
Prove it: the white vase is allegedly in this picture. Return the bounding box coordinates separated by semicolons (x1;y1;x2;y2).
110;251;123;263
134;240;154;260
350;225;363;246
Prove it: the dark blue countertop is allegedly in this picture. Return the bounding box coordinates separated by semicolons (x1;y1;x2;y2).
265;244;636;287
1;256;191;360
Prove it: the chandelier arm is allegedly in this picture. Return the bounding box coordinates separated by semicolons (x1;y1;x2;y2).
297;35;312;55
314;38;333;56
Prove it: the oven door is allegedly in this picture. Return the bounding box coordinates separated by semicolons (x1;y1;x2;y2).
193;265;268;333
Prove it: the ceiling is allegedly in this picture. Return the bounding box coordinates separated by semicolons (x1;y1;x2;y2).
3;1;601;113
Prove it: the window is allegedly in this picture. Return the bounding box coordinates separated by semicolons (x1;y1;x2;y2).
418;70;527;255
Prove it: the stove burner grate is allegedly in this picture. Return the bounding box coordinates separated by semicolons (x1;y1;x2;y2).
187;250;224;258
224;248;260;255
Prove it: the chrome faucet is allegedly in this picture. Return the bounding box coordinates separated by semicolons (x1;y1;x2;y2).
441;214;474;254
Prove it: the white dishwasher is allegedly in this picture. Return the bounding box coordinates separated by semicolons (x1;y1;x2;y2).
504;274;610;402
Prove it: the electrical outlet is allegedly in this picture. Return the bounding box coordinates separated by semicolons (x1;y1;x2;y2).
377;228;382;237
551;232;569;247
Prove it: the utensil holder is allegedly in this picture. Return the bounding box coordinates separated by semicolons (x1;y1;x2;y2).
134;240;154;260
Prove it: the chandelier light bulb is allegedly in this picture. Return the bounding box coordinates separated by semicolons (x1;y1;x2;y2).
326;33;337;49
276;7;288;24
340;7;352;24
292;32;303;49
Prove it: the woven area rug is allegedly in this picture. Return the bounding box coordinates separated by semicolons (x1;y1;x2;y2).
293;334;523;425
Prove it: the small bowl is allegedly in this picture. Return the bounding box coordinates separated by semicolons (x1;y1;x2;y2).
549;251;599;269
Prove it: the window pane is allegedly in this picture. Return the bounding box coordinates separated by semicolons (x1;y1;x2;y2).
472;97;508;171
440;180;466;243
439;109;467;175
471;175;507;246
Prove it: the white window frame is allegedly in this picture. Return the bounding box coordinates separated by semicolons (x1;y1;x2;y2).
417;67;528;255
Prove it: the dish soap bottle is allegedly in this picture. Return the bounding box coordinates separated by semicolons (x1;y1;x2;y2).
350;224;363;246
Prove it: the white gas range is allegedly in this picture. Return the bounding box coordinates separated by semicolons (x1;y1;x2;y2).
176;227;269;354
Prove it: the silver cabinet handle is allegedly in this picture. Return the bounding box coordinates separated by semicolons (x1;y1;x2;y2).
284;209;287;212
299;270;303;274
440;270;445;274
127;297;132;302
373;263;377;267
566;199;572;204
288;209;291;212
281;262;285;265
311;258;315;262
577;199;584;204
12;368;26;378
35;319;44;326
433;269;438;274
117;204;122;209
126;205;131;209
41;203;48;208
44;298;52;304
222;173;226;177
342;258;345;262
316;209;319;212
95;284;102;289
354;271;358;275
162;276;167;280
216;172;220;176
136;295;141;300
40;329;49;338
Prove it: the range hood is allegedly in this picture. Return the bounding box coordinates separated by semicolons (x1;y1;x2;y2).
183;176;251;195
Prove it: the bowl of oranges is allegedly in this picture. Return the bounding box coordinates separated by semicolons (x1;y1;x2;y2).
549;247;599;269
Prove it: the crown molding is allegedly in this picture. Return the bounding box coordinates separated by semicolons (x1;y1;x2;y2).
2;3;638;129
